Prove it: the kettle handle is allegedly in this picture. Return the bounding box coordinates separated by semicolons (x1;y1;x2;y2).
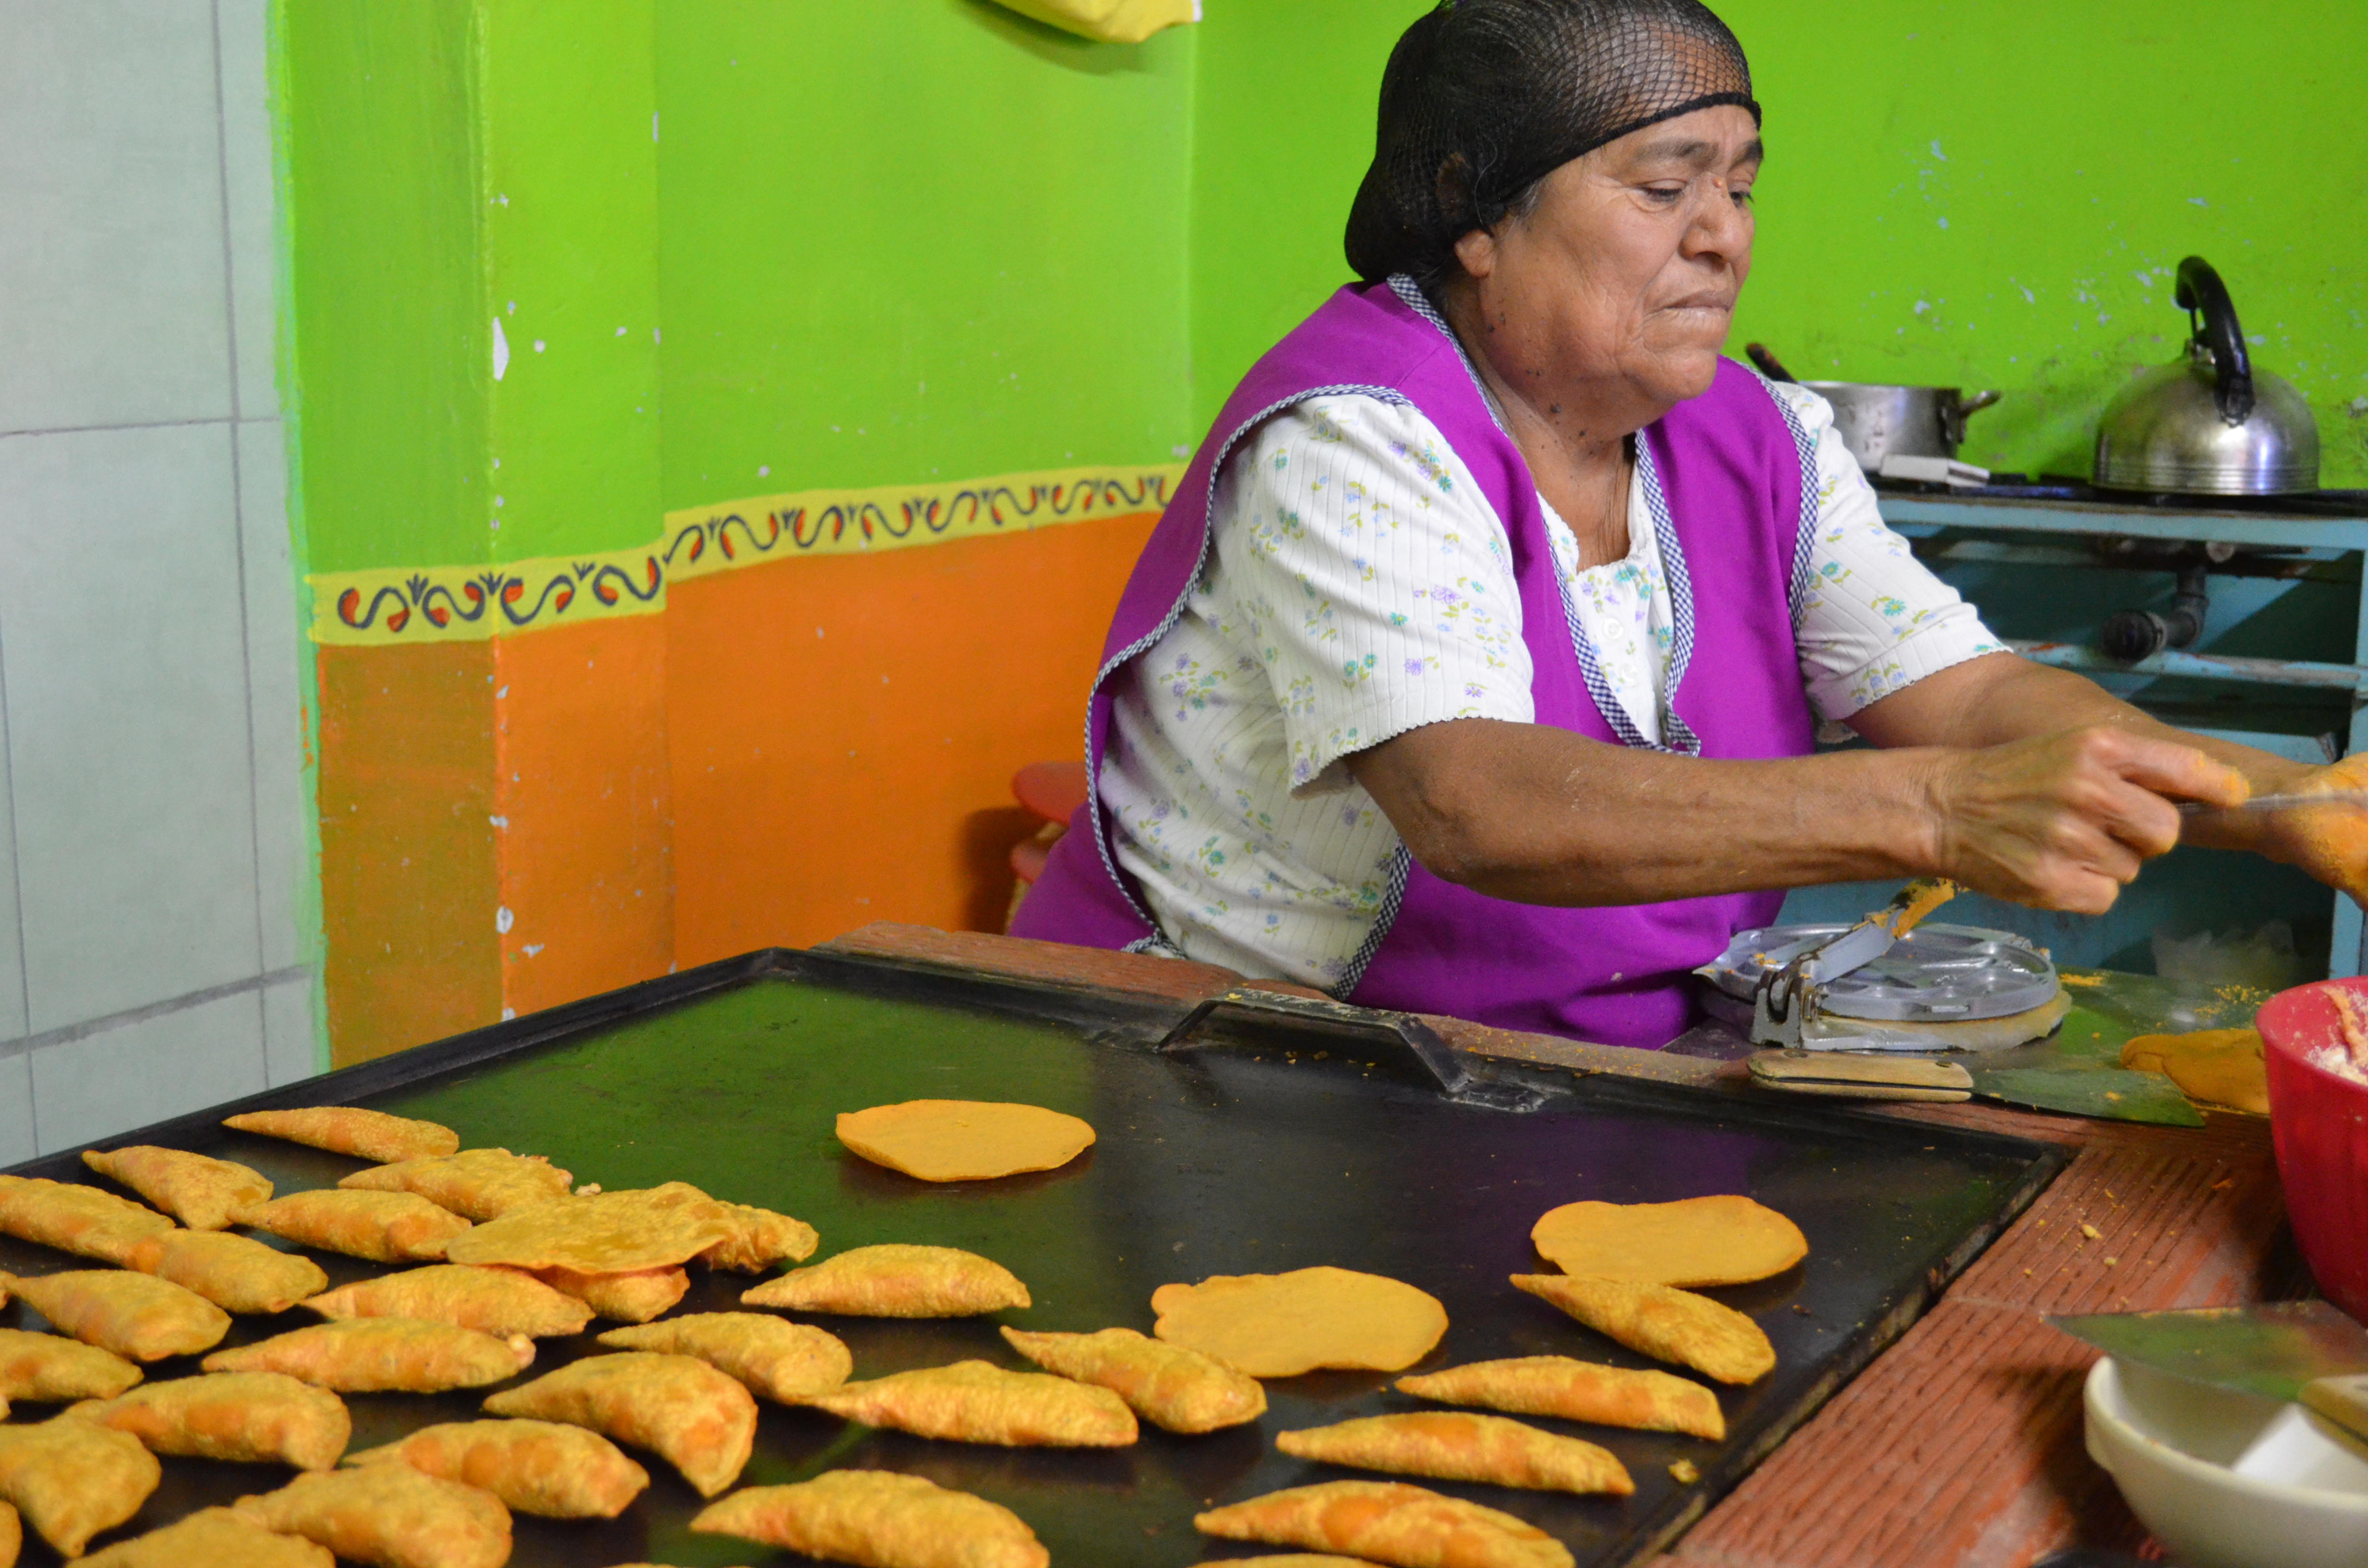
2175;257;2255;427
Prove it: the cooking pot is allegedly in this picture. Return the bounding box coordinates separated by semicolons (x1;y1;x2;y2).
1743;345;1999;473
2094;257;2319;495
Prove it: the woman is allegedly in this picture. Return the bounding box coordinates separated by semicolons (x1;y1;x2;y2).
1017;0;2367;1048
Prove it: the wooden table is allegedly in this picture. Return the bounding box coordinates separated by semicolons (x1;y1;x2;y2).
822;921;2301;1568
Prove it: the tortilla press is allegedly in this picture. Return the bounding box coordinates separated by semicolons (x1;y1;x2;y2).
1698;880;2069;1094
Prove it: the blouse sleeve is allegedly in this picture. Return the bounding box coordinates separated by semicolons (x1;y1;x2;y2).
1203;394;1536;793
1774;381;2009;721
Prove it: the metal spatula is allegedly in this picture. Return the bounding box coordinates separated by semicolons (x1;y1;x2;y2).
2050;1302;2368;1444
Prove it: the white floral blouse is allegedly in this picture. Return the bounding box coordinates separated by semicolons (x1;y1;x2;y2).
1098;381;2005;992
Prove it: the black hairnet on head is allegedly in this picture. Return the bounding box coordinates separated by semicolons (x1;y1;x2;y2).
1345;0;1758;284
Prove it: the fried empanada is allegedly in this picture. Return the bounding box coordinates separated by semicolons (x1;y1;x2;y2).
232;1464;510;1568
1530;1196;1807;1287
837;1099;1096;1182
698;1201;819;1273
528;1264;687;1323
1194;1480;1574;1568
691;1471;1048;1568
1152;1266;1448;1377
202;1318;533;1393
0;1176;175;1265
238;1190;472;1262
1000;1325;1265;1433
797;1359;1136;1447
124;1230;330;1315
597;1312;851;1401
442;1182;733;1273
1511;1274;1774;1385
481;1351;755;1497
79;1507;333;1568
73;1371;351;1470
222;1107;460;1164
0;1327;142;1403
1396;1356;1725;1439
301;1264;592;1339
0;1270;231;1362
344;1419;648;1519
1276;1412;1632;1496
83;1147;273;1233
0;1415;161;1558
740;1244;1030;1318
339;1148;574;1221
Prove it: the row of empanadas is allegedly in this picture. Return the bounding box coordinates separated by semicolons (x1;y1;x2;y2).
204;1319;534;1393
0;1270;229;1362
482;1351;755;1497
74;1372;350;1470
84;1148;271;1232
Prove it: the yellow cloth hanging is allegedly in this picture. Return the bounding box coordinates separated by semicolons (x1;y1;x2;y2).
991;0;1198;45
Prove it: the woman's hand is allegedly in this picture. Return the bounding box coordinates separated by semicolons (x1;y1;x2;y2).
1920;726;2249;913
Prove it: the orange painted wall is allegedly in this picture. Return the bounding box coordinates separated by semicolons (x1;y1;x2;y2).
666;512;1159;964
317;641;503;1066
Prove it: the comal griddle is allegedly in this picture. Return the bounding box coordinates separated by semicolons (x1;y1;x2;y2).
0;946;2064;1568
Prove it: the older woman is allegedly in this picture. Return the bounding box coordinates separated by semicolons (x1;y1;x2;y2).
1017;0;2367;1048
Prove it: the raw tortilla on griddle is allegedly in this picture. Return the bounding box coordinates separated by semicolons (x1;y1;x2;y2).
1529;1194;1806;1287
1150;1265;1447;1377
836;1099;1096;1182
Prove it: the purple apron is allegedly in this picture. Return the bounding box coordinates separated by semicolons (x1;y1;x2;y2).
1013;279;1819;1048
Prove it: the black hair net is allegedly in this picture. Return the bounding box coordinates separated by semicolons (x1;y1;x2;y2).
1346;0;1759;284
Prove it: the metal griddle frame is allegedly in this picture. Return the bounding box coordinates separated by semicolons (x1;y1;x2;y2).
2;945;2071;1566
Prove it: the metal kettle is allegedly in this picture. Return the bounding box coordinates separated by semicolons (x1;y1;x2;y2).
2094;256;2319;495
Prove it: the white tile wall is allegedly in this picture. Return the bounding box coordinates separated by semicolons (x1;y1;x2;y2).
0;0;316;1160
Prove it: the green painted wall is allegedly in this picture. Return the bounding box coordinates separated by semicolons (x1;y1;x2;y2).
1189;2;2368;487
652;0;1197;507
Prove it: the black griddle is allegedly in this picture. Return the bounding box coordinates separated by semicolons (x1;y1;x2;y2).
0;946;2066;1567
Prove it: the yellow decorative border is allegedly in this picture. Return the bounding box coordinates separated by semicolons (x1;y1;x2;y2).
309;462;1183;646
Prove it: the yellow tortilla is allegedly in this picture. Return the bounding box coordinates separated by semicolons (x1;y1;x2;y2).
441;1182;734;1273
1150;1266;1447;1378
1529;1195;1806;1287
2121;1027;2269;1115
837;1099;1096;1182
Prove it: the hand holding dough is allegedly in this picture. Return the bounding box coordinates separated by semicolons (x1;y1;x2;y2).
740;1244;1029;1318
1152;1266;1448;1377
1195;1480;1574;1568
698;1201;819;1272
79;1508;333;1568
339;1148;574;1221
0;1176;175;1265
202;1318;534;1393
302;1265;593;1338
796;1359;1137;1447
238;1190;472;1262
1000;1325;1265;1433
222;1107;460;1164
72;1371;351;1470
344;1420;648;1519
0;1270;231;1362
837;1099;1096;1182
597;1312;851;1402
1275;1412;1633;1496
1511;1274;1774;1385
124;1230;329;1315
0;1415;161;1558
0;1327;142;1404
1529;1196;1806;1287
692;1471;1048;1568
528;1263;687;1323
232;1465;510;1568
1396;1356;1724;1439
481;1351;756;1498
84;1148;272;1231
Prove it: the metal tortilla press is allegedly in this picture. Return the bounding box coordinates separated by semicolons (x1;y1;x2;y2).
1696;879;2067;1056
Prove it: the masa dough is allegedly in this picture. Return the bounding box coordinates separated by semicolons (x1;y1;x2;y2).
836;1099;1095;1183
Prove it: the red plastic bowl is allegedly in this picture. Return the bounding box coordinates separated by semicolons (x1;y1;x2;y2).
2255;977;2368;1322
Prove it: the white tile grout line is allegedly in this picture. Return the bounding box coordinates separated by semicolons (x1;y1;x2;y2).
0;617;30;1129
0;967;314;1066
210;0;274;1090
0;416;242;442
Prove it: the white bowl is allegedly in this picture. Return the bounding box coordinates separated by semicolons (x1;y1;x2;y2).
2084;1357;2368;1568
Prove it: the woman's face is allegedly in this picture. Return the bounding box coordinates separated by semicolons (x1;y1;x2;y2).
1450;105;1763;423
